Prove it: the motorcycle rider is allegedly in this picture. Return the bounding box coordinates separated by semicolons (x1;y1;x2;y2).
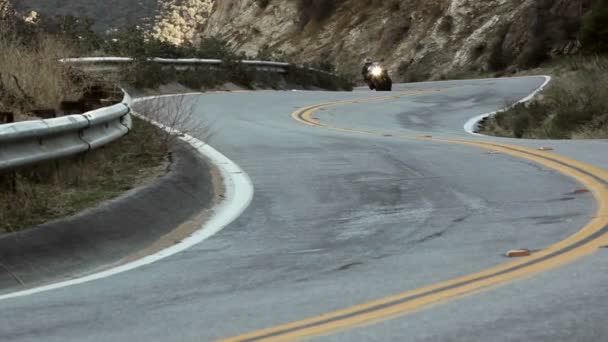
361;57;373;88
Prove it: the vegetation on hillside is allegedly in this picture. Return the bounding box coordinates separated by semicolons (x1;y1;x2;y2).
580;2;608;55
107;26;352;91
1;7;353;94
295;0;341;28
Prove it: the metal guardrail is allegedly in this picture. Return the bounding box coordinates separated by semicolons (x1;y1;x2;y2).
61;57;292;73
0;91;132;171
62;57;290;66
60;57;336;75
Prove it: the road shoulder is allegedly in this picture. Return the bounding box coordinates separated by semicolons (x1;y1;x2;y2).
0;141;217;293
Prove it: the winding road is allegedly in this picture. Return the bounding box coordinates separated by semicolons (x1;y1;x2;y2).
1;77;608;341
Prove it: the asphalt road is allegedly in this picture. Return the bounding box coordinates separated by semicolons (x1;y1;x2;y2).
1;77;607;341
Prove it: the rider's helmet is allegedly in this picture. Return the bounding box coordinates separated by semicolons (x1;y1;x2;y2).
364;57;373;64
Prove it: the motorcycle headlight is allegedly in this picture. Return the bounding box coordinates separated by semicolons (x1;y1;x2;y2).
371;66;383;77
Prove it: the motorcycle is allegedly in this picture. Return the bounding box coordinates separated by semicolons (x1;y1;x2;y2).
365;62;392;91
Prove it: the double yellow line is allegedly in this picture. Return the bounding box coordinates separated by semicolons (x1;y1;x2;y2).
219;92;608;342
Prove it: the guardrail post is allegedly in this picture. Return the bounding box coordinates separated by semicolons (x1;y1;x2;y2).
0;112;17;193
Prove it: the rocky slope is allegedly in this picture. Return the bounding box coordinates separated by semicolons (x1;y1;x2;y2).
188;0;591;80
151;0;214;45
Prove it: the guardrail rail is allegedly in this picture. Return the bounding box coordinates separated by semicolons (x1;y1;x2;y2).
0;91;132;171
61;57;293;73
60;57;332;75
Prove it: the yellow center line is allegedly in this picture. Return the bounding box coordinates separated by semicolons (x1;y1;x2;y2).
218;93;608;342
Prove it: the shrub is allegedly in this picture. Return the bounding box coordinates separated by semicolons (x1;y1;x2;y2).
398;59;430;82
388;0;401;12
580;4;608;54
251;70;283;89
518;37;549;69
226;62;257;88
286;65;353;91
255;0;271;9
548;73;607;132
397;60;410;78
37;15;101;54
296;0;342;28
517;6;550;68
0;34;87;114
380;20;410;49
471;43;486;60
124;62;174;89
488;27;509;71
438;15;453;34
195;37;236;60
103;25;148;57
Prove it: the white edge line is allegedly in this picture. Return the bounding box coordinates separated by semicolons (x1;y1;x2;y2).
0;95;254;301
463;75;552;136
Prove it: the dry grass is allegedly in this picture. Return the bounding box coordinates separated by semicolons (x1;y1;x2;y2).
572;125;608;139
0;34;88;116
133;94;212;146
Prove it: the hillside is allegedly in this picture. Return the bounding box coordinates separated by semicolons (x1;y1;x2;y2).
188;0;591;80
5;0;601;81
11;0;160;31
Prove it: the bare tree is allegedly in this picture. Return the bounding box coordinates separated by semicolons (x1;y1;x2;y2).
132;95;214;149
